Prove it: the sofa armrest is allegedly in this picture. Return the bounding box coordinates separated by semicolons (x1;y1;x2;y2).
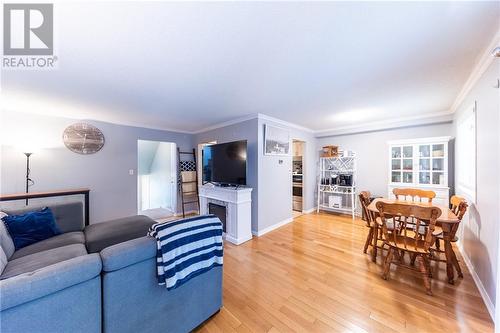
0;254;101;311
100;236;156;272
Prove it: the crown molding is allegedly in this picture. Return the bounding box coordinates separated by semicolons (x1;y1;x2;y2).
95;118;195;134
450;28;500;113
314;111;454;138
256;113;315;133
192;110;454;138
1;93;196;135
192;113;315;135
191;114;259;134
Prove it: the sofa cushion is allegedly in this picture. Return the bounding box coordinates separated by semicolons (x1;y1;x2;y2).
0;244;88;280
9;231;85;260
4;202;84;233
84;215;155;253
0;212;15;259
2;207;61;250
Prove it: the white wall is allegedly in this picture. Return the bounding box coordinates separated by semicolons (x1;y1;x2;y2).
454;60;499;317
137;140;159;211
137;140;159;176
316;123;454;200
148;142;174;211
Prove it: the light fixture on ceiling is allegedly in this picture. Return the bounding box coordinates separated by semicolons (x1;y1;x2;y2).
492;47;500;57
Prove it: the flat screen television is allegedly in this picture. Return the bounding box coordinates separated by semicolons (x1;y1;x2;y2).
202;140;247;186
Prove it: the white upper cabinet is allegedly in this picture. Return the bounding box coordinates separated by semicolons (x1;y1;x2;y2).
388;136;452;206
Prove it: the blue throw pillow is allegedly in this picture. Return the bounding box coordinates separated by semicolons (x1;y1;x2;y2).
2;207;61;250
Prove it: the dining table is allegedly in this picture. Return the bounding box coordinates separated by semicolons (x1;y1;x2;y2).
367;197;460;284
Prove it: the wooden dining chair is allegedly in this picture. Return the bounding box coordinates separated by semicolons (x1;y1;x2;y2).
376;201;441;295
359;191;376;254
431;196;468;279
393;188;436;203
392;188;436;237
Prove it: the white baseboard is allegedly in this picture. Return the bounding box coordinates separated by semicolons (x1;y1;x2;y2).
225;233;253;245
252;217;294;237
299;206;362;217
457;241;495;322
302;207;317;214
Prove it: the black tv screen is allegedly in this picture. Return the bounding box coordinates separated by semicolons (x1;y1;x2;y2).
203;140;247;185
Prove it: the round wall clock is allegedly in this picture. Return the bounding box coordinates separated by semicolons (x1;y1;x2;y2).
63;123;105;154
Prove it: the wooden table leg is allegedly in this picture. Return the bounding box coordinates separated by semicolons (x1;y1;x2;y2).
372;222;378;262
444;237;455;284
450;248;464;279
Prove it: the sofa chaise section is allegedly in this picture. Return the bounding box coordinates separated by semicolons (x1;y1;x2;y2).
100;236;223;333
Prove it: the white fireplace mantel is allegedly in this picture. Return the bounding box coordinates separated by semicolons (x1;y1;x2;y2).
199;184;252;245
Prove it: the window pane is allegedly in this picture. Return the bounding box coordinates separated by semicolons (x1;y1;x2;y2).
432;144;445;157
392;147;401;158
419;172;430;184
403;146;413;158
432;172;445;185
419;159;430;171
392;171;401;183
403;159;413;170
403;172;413;183
432;158;444;171
419;145;430;158
392;159;401;170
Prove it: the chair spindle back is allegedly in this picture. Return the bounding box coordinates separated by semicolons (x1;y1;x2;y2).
376;202;441;252
393;188;436;203
450;195;468;221
358;191;373;227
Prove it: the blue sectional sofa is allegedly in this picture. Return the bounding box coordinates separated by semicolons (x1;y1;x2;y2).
0;203;102;333
0;202;222;333
100;237;222;333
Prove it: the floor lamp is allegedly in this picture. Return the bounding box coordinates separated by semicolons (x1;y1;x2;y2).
24;152;34;205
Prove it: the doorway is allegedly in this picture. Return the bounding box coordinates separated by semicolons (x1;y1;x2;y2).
137;140;177;220
292;140;305;218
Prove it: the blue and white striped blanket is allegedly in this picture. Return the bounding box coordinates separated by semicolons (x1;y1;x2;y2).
148;215;223;290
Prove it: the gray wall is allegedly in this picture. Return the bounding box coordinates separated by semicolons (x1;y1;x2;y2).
0;111;194;223
193;119;259;232
316;122;454;200
194;117;317;234
453;61;499;308
257;118;317;233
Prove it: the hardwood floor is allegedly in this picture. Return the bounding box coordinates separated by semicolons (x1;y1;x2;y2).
196;212;494;333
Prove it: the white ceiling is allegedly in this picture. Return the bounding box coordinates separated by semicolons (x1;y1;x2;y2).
2;1;499;133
